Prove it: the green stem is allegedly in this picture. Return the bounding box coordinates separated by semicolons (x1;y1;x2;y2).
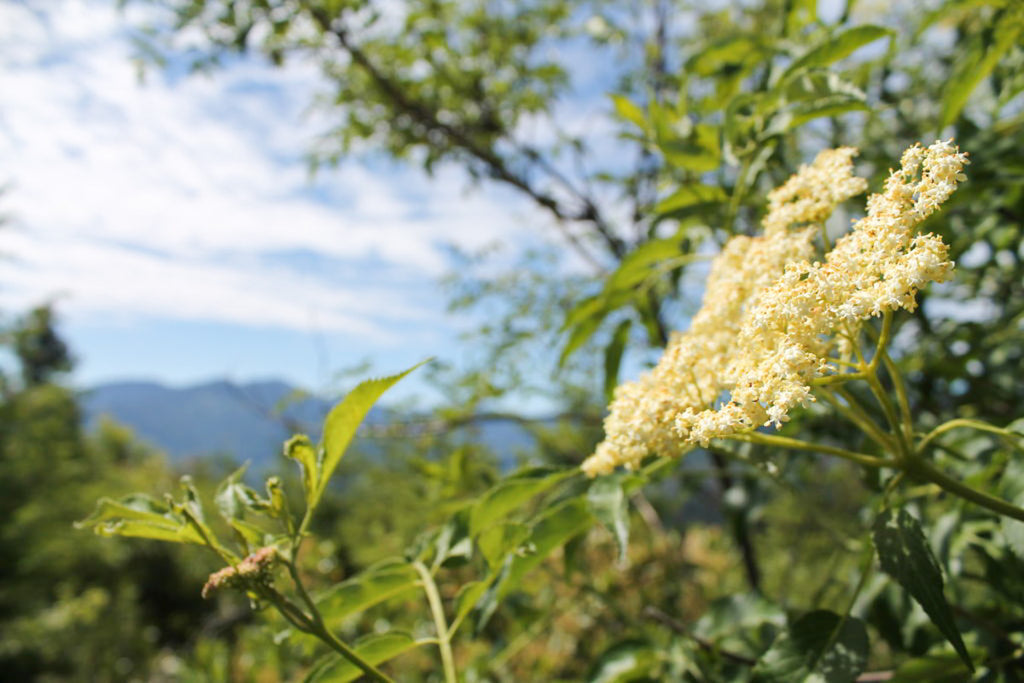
864;370;908;458
812;371;866;386
275;560;394;682
869;311;893;372
879;349;915;447
310;620;395;683
180;508;238;565
413;561;458;683
727;432;894;469
906;457;1024;523
917;419;1024;455
817;388;894;452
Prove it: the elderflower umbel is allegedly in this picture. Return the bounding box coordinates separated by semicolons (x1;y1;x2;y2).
583;141;968;476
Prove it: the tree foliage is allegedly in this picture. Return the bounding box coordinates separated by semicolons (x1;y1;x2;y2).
15;0;1024;680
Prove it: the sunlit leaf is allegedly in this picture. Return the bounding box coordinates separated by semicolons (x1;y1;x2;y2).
315;360;429;507
610;94;646;130
75;495;206;545
873;509;973;671
782;25;893;81
469;466;574;536
653;184;728;218
940;10;1024;127
284;434;318;506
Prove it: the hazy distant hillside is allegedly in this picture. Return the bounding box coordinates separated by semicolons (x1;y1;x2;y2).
80;380;536;469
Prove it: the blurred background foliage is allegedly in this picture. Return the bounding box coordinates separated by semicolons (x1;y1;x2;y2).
3;0;1024;680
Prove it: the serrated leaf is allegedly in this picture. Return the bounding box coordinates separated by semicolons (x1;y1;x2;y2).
588;475;630;563
315;360;428;507
610;94;646;129
468;466;573;537
752;610;868;683
603;320;631;403
872;509;973;671
588;639;660;682
316;559;420;625
783;25;893;80
940;10;1024;127
303;632;425;683
76;494;207;545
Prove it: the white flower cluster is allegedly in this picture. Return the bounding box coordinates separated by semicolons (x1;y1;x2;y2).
583;141;968;476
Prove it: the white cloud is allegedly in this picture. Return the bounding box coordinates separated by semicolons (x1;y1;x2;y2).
0;0;546;337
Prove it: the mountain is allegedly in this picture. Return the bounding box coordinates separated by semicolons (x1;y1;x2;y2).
80;379;536;469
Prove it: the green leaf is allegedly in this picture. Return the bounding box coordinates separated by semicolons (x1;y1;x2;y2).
606;235;694;292
468;466;574;537
888;652;974;682
940;10;1024;127
432;509;473;569
76;494;207;545
783;26;893;80
610;94;646;130
453;580;488;627
603;320;631;403
785;0;817;35
587;639;660;682
786;96;870;129
316;559;420;625
659;123;721;172
653;184;728;218
752;610;868;683
500;497;593;598
562;293;606;332
303;632;426;683
587;475;631;563
215;462;270;521
872;509;973;671
559;307;609;368
477;522;530;568
284;434;318;506
688;36;760;77
476;497;594;629
315;360;429;507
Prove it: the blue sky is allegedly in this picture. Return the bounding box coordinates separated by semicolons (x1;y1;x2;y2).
0;0;615;402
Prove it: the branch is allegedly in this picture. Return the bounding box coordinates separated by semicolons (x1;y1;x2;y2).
309;8;618;271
